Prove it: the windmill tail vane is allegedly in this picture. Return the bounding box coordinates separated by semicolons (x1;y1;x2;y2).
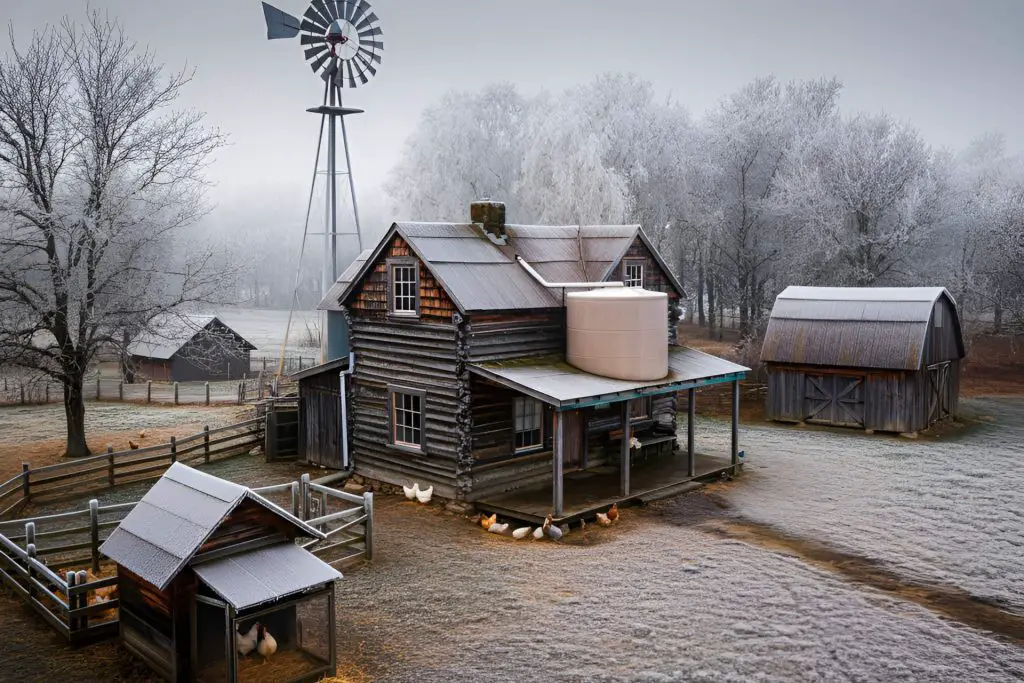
262;0;383;89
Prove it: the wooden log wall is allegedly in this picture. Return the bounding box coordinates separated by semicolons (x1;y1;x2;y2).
465;311;565;362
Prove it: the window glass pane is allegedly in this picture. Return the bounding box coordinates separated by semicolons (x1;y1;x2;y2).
392;390;423;448
513;397;543;450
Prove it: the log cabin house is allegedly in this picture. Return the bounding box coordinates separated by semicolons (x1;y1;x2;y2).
314;201;749;523
761;286;965;434
100;463;340;682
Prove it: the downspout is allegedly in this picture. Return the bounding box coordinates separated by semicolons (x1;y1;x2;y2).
340;351;355;470
515;255;625;289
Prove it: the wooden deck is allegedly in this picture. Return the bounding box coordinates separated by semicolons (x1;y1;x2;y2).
476;452;736;525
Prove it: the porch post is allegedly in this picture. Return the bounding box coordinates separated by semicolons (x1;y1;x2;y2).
731;379;740;473
620;400;631;497
687;388;695;477
553;410;564;516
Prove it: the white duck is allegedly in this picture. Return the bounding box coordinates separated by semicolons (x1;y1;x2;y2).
416;485;433;504
488;522;509;534
512;526;532;540
403;482;419;500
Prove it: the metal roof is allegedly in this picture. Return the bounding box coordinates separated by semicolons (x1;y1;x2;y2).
761;286;962;369
127;315;256;360
319;221;685;314
100;463;324;590
192;542;341;610
470;347;749;410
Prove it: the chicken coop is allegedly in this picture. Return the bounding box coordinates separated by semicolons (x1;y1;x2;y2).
100;463;341;683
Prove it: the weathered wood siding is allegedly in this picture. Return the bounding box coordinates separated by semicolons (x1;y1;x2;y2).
117;567;177;681
198;499;295;554
348;234;456;321
924;296;963;365
299;370;341;468
466;311;565;361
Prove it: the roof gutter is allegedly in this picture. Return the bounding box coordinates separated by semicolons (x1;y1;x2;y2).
515;255;625;289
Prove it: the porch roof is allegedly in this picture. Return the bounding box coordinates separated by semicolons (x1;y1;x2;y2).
469;347;749;410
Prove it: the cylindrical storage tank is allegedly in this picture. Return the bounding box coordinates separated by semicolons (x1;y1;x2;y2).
566;288;668;381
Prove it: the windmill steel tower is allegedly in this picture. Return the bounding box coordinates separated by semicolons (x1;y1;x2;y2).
262;0;383;365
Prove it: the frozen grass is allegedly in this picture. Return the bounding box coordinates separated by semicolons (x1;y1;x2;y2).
701;397;1024;611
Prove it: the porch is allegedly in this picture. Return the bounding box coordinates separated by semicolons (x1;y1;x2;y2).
470;347;750;524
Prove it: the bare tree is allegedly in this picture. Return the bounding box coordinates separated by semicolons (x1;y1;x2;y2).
0;13;226;456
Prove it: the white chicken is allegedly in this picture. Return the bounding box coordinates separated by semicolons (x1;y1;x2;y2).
532;526;545;540
257;625;278;664
416;485;433;504
488;522;509;534
235;621;260;657
512;526;532;540
403;482;419;500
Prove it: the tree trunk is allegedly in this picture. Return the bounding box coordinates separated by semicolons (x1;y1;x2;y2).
707;268;717;339
697;254;706;327
994;301;1003;335
64;376;91;458
738;266;749;337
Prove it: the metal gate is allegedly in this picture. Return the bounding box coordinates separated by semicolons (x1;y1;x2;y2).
927;362;952;424
804;374;865;427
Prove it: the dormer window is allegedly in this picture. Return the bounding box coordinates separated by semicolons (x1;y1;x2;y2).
623;260;643;288
389;259;419;317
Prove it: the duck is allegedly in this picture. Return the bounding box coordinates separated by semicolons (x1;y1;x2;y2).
481;513;497;530
532;526;545;540
596;512;613;527
488;522;509;534
403;483;419;500
512;526;532;540
416;485;433;504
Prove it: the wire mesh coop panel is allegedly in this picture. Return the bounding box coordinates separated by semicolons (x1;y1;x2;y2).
235;591;335;683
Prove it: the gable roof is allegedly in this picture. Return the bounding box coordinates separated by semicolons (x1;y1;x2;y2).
100;463;323;590
127;315;257;360
761;286;964;369
319;222;685;314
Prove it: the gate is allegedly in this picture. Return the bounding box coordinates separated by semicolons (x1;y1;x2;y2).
804;374;865;427
300;382;341;469
927;362;952;424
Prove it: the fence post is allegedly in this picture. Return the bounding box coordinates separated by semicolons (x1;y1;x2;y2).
291;481;300;518
96;375;101;400
237;381;243;405
170;436;177;464
117;381;123;401
107;446;115;486
258;371;264;400
147;380;152;403
205;382;210;406
300;473;311;521
21;462;29;500
75;570;88;629
26;542;36;600
25;521;35;551
89;499;100;574
363;491;374;561
45;384;49;404
66;571;77;631
203;425;211;463
298;356;304;371
173;382;179;405
20;384;25;405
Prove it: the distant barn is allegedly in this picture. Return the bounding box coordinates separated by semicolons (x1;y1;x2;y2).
128;315;256;382
761;287;964;434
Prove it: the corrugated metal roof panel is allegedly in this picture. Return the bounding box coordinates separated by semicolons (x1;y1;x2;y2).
761;318;924;369
529;261;589;283
192;542;341;610
431;263;559;311
396;222;477;237
778;286;949;303
582;236;634;264
504;225;581;239
579;224;642;238
470;347;748;407
127;314;256;359
320;250;373;311
117;500;210;559
412;236;508;264
511;237;582;262
100;529;181;589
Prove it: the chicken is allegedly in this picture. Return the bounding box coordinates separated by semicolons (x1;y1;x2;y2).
416;485;433;504
607;502;619;523
138;430;146;439
402;483;419;500
128;440;139;450
532;526;545;540
236;621;260;657
543;514;563;540
512;526;532;540
488;522;509;534
257;625;278;664
596;512;613;527
480;513;497;530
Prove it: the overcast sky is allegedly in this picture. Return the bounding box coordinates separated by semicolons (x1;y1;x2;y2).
3;0;1023;236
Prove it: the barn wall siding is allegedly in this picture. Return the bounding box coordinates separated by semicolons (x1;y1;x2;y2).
348;234;457;321
299;370;342;469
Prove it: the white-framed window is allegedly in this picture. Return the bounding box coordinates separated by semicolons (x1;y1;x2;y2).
623;261;643;288
389;386;424;450
390;261;419;316
513;396;544;452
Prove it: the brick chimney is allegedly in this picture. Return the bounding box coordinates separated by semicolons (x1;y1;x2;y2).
471;200;507;244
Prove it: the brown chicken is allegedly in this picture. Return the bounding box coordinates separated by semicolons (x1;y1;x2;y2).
128;440;139;450
607;502;619;523
480;513;497;530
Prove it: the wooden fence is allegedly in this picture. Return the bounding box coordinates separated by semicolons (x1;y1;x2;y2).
0;375;298;407
0;471;371;643
0;418;264;517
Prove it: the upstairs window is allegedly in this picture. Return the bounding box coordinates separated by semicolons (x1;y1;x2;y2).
514;396;544;452
389;260;419;316
389;386;424;450
623;261;644;288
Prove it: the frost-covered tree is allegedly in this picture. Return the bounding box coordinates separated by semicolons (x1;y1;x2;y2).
0;13;225;456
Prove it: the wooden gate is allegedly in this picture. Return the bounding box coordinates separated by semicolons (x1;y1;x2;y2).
804;374;865;427
927;362;952;424
300;382;341;468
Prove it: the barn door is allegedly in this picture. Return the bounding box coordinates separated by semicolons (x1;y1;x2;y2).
927;362;951;424
804;375;864;427
305;384;341;468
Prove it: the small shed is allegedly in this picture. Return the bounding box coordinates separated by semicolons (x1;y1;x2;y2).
128;315;256;382
761;286;965;434
290;357;350;469
100;463;340;683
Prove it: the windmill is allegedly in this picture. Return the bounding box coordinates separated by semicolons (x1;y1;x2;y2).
261;1;384;368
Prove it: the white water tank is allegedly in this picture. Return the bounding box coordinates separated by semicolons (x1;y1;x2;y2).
566;288;669;381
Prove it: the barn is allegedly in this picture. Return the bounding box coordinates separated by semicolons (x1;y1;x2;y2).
761;286;965;435
128;315;256;382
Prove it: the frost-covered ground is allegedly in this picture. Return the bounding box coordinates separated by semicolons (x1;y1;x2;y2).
699;397;1024;610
